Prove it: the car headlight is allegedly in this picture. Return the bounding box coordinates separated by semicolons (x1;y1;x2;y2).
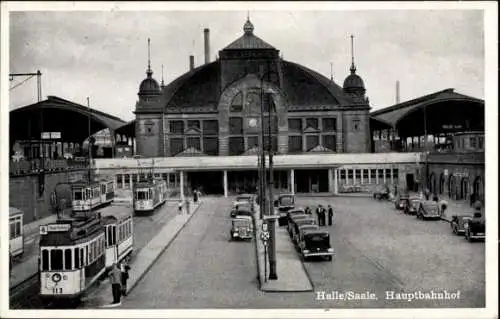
327;248;334;252
463;223;468;228
52;273;62;282
303;250;310;253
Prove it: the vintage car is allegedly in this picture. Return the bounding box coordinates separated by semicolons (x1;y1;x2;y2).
274;194;295;226
450;214;473;235
403;196;422;215
464;211;485;242
291;218;317;243
294;224;320;245
416;200;441;220
230;216;253;241
298;229;334;261
235;194;255;209
286;207;306;225
230;206;253;218
394;192;410;210
288;214;309;236
373;186;390;200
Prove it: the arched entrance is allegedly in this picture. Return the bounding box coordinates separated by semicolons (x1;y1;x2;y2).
448;175;456;199
439;173;445;195
460;177;469;201
473;176;482;201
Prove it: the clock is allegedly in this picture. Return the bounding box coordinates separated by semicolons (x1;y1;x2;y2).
248;118;258;128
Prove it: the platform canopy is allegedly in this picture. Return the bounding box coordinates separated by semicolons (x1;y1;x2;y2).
370;89;484;137
10;96;126;147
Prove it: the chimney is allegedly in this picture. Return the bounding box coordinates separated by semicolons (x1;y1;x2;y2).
204;28;210;64
396;80;400;104
189;55;195;71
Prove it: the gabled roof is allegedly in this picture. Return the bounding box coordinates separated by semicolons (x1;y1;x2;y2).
224;33;275;50
174;147;206;157
370;89;484;126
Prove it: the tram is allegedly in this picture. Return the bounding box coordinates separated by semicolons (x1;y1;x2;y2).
9;207;24;260
133;178;168;214
71;179;114;212
38;208;133;303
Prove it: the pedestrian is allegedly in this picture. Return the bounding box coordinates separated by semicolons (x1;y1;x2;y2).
327;205;334;226
424;188;430;200
316;205;325;226
186;200;191;215
120;258;131;296
109;263;122;305
178;201;183;214
193;189;198;203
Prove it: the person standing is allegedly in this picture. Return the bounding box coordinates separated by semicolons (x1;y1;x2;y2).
193;189;198;203
316;205;325;226
178;201;183;214
327;205;334;226
109;263;122;305
120;259;131;296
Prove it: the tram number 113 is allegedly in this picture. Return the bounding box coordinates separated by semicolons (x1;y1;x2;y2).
53;287;63;294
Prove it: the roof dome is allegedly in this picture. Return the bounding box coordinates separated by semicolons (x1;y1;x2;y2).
139;68;161;95
343;63;365;93
243;18;254;35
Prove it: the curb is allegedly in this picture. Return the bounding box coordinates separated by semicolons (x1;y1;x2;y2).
126;203;202;294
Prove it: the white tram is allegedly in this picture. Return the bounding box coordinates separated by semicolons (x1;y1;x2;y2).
133;178;168;213
38;208;133;303
71;179;114;212
9;207;24;259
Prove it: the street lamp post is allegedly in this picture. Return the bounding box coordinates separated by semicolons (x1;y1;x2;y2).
259;63;278;280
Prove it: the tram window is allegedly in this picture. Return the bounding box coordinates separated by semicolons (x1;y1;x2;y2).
149;190;153;199
108;182;114;192
74;248;80;268
80;248;84;266
64;249;72;270
112;226;116;245
10;222;15;239
85;246;88;265
50;249;63;271
86;189;91;199
42;250;49;270
101;185;106;194
88;244;93;263
74;190;84;200
136;191;147;200
119;226;123;242
107;226;113;246
92;242;96;260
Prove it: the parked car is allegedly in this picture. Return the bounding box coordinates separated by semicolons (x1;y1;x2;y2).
235;194;255;209
230;207;253;218
288;214;309;236
274;193;295;226
373;186;390;200
394;192;410;210
464;211;485;242
404;196;421;215
230;216;253;241
416;200;440;220
298;229;334;261
450;214;473;235
291;218;317;243
294;224;319;245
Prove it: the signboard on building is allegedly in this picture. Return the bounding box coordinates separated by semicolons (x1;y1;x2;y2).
41;132;62;139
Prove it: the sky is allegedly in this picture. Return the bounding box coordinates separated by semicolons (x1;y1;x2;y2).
8;6;485;122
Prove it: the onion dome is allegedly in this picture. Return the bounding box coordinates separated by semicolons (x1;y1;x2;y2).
343;34;366;95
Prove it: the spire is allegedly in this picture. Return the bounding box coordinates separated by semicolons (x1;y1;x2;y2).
243;13;254;35
330;62;333;81
161;64;165;87
350;34;356;74
147;38;153;78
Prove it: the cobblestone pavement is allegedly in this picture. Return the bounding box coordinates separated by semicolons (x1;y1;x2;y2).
119;196;484;309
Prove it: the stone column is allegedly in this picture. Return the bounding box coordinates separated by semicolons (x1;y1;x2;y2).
333;168;338;195
361;169;364;184
390;168;394;185
376;169;379;185
328;168;334;193
121;174;125;189
166;173;170;189
129;174;133;189
368;169;371;184
290;169;295;195
180;171;185;201
223;170;228;198
383;168;387;184
353;168;356;185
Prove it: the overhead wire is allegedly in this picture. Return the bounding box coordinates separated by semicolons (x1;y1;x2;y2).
9;74;35;91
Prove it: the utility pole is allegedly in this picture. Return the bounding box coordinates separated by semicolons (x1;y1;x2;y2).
259;66;267;222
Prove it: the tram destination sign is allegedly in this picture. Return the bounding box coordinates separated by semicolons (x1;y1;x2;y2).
40;223;71;235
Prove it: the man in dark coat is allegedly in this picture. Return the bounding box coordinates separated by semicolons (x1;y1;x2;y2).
327;205;334;226
316;205;325;226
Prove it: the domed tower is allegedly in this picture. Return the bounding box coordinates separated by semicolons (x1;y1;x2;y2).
138;38;161;101
343;35;366;100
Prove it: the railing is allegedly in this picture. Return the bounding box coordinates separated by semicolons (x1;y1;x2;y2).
9;159;89;176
